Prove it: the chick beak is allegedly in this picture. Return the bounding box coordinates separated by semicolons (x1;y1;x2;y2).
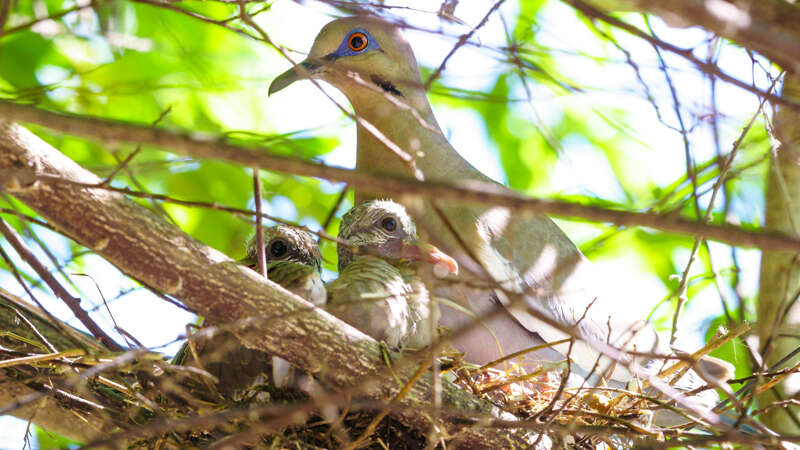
399;241;459;276
268;60;320;96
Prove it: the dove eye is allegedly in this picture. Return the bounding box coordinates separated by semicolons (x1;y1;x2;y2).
347;32;368;52
269;239;288;258
380;216;397;232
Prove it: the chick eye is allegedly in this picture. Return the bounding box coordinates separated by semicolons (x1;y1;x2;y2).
380;216;397;232
348;32;368;52
269;239;288;258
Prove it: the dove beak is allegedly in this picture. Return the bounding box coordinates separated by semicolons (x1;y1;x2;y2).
399;241;459;275
269;60;320;96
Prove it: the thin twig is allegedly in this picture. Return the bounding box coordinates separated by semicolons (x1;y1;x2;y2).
562;0;800;111
424;0;506;91
252;167;266;277
321;184;349;237
0;244;91;352
0;217;123;351
669;70;783;343
345;358;434;450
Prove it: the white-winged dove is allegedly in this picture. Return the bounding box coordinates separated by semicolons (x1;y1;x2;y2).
326;200;457;350
269;16;734;423
175;225;325;392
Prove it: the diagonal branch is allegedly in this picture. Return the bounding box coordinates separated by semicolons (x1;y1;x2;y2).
0;289;115;442
0;218;124;351
0;121;543;447
563;0;800;110
574;0;800;73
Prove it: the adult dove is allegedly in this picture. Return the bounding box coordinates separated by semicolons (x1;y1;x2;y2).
269;16;732;392
175;225;325;392
327;200;458;350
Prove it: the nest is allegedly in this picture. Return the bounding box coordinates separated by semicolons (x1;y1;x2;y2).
0;309;757;449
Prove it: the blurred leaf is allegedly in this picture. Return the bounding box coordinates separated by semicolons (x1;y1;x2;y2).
35;426;80;449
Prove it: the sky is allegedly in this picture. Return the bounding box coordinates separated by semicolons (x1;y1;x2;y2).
0;0;777;446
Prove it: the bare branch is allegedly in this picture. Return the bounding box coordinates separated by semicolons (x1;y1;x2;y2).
0;217;123;351
576;0;800;72
563;0;800;110
1;101;799;253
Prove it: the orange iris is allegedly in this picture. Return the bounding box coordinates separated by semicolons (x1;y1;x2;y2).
348;32;368;52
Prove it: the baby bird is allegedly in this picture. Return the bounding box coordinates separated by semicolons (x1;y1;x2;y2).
241;225;326;308
175;225;324;393
242;225;326;388
326;200;458;350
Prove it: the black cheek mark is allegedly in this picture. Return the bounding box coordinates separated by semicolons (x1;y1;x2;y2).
370;75;404;97
324;52;339;61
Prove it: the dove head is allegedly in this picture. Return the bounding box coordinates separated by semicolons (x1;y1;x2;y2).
269;16;429;112
337;200;457;275
245;225;322;272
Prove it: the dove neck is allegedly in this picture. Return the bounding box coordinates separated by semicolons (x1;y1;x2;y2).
351;88;480;201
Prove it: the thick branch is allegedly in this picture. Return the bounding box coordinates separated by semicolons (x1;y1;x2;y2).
0;122;543;447
579;0;800;72
0;101;798;253
757;72;800;433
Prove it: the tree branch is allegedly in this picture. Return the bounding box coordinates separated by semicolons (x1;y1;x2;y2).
0;101;799;253
0;121;544;447
0;217;124;351
577;0;800;72
0;289;115;442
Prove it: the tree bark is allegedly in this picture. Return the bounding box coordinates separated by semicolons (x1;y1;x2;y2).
757;72;800;433
581;0;800;72
0;121;546;447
